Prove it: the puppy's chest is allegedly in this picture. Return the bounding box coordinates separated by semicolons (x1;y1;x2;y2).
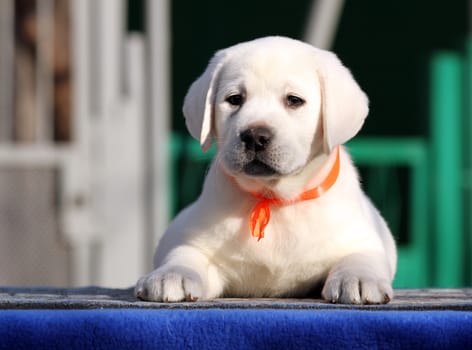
222;222;332;297
255;202;331;242
222;205;334;272
208;203;348;296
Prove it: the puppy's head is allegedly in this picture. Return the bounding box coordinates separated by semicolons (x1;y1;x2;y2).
183;37;368;184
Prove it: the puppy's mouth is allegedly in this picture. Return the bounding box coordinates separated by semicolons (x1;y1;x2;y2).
243;159;278;177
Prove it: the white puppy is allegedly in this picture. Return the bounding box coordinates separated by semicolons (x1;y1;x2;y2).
135;36;397;304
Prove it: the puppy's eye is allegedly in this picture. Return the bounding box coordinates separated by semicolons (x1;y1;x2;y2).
226;94;244;106
286;95;305;108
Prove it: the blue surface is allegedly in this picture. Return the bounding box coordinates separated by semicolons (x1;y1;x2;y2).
1;308;472;350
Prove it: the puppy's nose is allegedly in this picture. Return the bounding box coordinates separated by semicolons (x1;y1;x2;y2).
240;127;273;152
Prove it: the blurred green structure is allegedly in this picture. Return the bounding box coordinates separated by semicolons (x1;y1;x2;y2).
168;41;472;288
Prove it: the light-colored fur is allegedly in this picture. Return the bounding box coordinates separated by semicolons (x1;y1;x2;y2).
135;36;397;304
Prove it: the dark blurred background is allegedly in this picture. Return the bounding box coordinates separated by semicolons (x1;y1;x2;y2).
140;0;466;137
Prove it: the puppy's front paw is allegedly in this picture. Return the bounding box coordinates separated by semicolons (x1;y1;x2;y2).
322;272;393;305
135;266;203;302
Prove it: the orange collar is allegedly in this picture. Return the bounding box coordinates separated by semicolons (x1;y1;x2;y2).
248;146;341;241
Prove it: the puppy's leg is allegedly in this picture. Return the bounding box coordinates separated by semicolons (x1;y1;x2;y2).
135;246;224;302
322;253;393;304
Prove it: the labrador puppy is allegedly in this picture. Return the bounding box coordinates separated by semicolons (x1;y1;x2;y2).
135;36;397;304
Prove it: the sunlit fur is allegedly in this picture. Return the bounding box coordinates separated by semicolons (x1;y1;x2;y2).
135;37;397;304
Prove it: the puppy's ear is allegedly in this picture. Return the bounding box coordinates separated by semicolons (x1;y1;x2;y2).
314;49;369;153
183;50;227;152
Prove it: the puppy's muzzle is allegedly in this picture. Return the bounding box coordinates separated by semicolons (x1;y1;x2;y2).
239;126;277;176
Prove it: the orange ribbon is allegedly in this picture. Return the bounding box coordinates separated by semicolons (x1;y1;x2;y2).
249;146;341;241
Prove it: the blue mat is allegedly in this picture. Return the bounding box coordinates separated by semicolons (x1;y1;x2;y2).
1;287;471;349
1;308;472;350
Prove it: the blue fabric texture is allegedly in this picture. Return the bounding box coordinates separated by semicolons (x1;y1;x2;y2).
1;308;471;350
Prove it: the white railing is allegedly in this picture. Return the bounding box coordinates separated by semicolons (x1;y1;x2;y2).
0;0;170;287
